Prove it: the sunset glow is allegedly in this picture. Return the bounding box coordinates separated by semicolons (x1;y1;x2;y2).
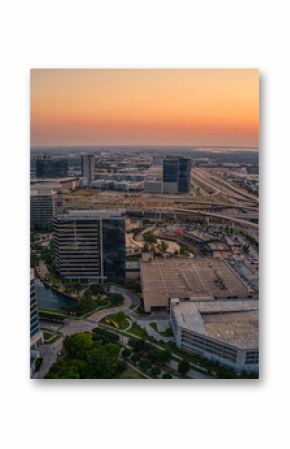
31;69;259;147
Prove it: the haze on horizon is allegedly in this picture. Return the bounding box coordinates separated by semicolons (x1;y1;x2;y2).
31;69;259;148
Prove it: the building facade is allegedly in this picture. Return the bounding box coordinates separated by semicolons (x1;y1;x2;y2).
30;270;43;348
170;299;259;373
162;157;191;194
54;210;126;282
36;155;68;178
30;189;57;231
81;154;95;184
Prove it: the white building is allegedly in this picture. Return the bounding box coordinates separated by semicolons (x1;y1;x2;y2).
170;298;259;373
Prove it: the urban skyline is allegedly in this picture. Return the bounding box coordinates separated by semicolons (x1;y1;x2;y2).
30;69;259;380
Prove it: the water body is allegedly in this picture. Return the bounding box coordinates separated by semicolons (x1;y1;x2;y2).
35;278;76;311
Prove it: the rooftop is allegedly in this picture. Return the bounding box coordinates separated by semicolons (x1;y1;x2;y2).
57;209;126;220
141;257;250;309
172;299;258;349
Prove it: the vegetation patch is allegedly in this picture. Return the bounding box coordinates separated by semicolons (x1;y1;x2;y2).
101;312;130;330
45;332;126;379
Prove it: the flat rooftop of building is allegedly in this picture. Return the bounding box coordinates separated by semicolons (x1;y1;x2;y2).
57;209;126;220
141;257;250;310
172;299;258;349
31;188;57;196
31;177;78;183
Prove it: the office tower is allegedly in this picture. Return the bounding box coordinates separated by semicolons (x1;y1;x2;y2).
30;189;57;231
36;154;68;178
54;210;126;282
178;158;192;193
81;154;95;183
30;269;43;348
162;157;191;194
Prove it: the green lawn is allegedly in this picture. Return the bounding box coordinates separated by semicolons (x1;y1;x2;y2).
126;324;148;339
41;329;61;344
149;322;173;337
101;312;131;330
119;365;146;379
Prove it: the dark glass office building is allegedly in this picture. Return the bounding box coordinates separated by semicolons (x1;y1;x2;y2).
178;158;192;193
54;210;126;282
163;158;179;183
30;270;42;346
36;155;68;178
163;157;191;193
103;218;126;282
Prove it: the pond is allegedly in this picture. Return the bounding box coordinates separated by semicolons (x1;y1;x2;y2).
35;277;77;311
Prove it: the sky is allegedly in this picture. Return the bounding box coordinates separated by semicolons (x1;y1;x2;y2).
30;69;259;148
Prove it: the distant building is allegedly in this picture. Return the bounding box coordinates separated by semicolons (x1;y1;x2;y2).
170;298;259;373
36;155;68;178
31;177;79;192
30;189;57;231
54;210;126;282
144;181;163;194
30;269;43;348
81;154;95;184
162;157;191;194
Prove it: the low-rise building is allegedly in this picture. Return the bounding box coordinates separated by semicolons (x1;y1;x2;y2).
170;298;259;373
140;257;251;312
144;181;163;194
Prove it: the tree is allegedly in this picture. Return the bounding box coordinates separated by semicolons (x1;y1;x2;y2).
158;350;171;364
92;328;119;345
143;232;157;243
139;359;152;371
84;342;125;379
162;373;173;379
89;284;106;295
131;354;140;364
46;332;126;379
63;333;94;360
151;366;161;377
147;349;171;364
144;342;154;352
178;359;190;376
122;348;131;358
45;359;83;379
30;253;39;268
73;295;95;316
128;338;145;353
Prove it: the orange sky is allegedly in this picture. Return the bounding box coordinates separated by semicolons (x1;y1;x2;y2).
30;69;259;147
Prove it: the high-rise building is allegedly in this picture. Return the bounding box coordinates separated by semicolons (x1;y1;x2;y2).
162;157;191;194
81;154;95;184
54;210;126;282
30;269;43;348
30;189;57;231
36;155;68;178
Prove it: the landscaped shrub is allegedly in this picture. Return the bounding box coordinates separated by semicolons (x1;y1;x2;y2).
144;342;154;352
92;328;119;345
178;359;190;376
151;366;161;377
139;359;152;371
131;354;140;364
162;373;172;379
122;348;131;358
128;338;145;353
